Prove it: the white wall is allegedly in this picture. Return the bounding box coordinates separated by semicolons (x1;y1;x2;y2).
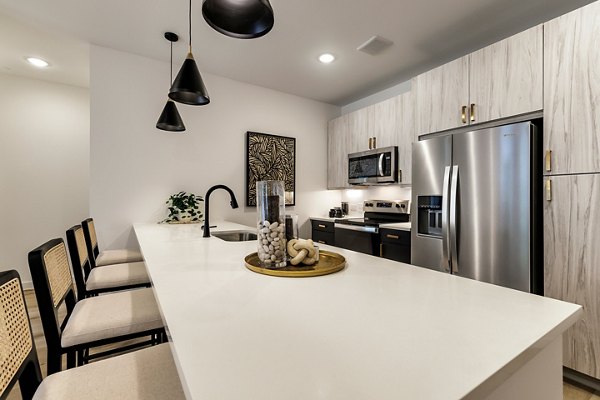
90;45;341;249
341;80;411;115
0;73;89;287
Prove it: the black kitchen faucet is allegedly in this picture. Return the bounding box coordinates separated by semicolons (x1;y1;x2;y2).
202;185;239;237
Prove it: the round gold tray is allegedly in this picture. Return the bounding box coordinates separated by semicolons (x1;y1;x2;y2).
245;250;346;278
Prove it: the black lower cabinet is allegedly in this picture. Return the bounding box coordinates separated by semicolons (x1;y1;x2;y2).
379;229;411;263
311;220;335;245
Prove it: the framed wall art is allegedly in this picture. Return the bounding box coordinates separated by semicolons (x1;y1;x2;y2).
246;131;296;206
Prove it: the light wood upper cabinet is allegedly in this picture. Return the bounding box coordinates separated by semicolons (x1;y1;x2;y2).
370;97;397;148
346;107;369;154
544;174;600;379
544;2;600;175
395;92;414;184
414;56;470;136
327;115;349;190
414;25;542;137
469;25;543;124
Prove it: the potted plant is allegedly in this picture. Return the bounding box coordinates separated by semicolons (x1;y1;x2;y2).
163;191;204;223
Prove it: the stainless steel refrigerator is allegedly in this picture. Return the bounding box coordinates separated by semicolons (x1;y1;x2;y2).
410;121;542;293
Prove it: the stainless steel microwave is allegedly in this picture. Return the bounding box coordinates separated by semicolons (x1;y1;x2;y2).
348;146;398;185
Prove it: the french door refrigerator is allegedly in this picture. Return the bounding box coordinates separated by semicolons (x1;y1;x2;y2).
410;121;542;293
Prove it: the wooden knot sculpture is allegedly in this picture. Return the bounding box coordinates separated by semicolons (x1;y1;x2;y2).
287;239;318;266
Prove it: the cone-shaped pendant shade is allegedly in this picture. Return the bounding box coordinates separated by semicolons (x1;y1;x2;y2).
168;53;210;106
202;0;274;39
156;100;186;132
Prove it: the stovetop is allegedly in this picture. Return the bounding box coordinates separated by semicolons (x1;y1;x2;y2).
334;200;410;227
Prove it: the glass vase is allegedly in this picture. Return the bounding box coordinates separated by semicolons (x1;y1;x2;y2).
256;180;287;268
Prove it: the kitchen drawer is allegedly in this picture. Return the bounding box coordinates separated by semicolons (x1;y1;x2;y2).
311;220;334;233
380;228;411;263
380;243;411;263
312;230;334;245
380;229;411;245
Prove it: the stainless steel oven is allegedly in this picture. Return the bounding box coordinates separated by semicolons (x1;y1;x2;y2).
348;146;398;185
334;200;409;256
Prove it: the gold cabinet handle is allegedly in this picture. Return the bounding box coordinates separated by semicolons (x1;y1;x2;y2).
318;240;326;244
470;103;475;122
379;243;383;257
318;224;326;228
546;179;552;202
461;106;467;124
545;150;552;172
386;234;400;240
372;137;377;149
368;137;373;149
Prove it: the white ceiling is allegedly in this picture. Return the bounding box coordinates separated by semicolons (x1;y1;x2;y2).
0;13;89;88
0;0;594;105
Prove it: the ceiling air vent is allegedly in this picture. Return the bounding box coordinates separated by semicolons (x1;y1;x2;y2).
357;35;394;55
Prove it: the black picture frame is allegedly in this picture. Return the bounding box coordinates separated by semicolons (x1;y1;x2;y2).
246;131;296;207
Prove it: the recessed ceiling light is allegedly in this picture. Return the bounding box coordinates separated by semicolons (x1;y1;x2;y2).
26;57;49;68
318;53;335;64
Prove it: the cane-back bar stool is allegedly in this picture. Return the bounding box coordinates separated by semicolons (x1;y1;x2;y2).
0;270;42;400
82;218;144;268
0;270;185;400
28;239;165;374
66;225;150;297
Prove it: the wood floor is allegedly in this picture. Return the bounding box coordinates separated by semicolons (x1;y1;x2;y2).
5;289;600;399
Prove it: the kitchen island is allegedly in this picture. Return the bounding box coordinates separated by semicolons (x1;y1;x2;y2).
134;221;581;400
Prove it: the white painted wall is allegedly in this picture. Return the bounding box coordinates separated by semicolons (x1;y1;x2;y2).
90;45;341;249
0;73;89;287
341;80;411;114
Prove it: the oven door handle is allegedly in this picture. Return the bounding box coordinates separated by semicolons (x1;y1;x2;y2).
334;223;379;234
378;153;385;177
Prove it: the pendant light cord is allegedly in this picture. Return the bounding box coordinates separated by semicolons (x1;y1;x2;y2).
170;40;173;85
188;0;192;52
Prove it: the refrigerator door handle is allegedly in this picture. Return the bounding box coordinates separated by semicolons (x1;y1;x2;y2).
442;166;451;272
450;165;459;274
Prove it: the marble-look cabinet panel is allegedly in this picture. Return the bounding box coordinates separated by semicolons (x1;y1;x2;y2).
544;1;600;175
414;57;470;136
395;92;414;184
346;107;369;154
470;25;543;124
370;97;396;149
544;173;600;378
327;115;349;189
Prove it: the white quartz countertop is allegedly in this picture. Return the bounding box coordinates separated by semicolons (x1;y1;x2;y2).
134;221;581;400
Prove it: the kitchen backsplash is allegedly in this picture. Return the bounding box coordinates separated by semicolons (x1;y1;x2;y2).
340;186;412;215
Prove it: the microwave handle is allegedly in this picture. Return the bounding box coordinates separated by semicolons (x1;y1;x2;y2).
378;153;385;176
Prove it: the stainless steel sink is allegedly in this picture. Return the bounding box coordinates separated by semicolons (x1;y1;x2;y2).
212;230;257;242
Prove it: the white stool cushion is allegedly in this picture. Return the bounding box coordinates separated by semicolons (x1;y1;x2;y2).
96;249;144;267
86;262;149;291
33;343;185;400
61;288;163;348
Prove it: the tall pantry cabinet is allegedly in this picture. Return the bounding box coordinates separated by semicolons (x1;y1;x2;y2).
543;1;600;379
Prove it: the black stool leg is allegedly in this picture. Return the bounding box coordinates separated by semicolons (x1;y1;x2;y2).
67;350;76;369
18;358;42;400
46;347;62;375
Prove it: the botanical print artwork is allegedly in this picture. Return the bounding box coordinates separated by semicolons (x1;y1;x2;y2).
246;131;296;206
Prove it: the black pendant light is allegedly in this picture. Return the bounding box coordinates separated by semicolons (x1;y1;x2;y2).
169;0;210;105
157;32;186;132
202;0;274;39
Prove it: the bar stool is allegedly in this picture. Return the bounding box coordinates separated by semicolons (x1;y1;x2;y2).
82;218;144;268
28;239;165;374
0;269;185;400
66;225;150;298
